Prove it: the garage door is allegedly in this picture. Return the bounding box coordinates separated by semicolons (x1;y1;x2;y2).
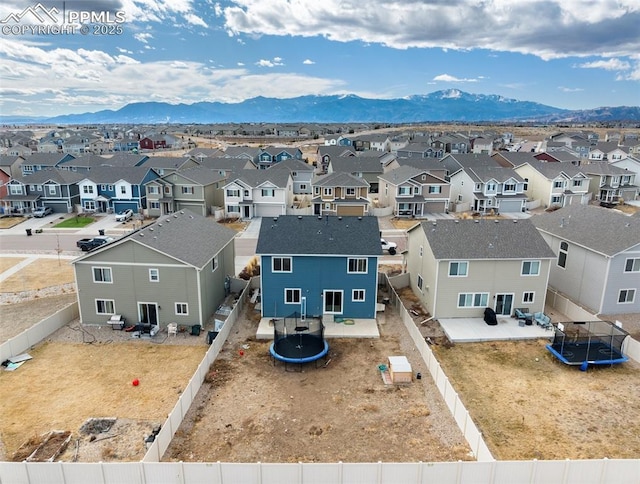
177;203;205;216
336;205;365;216
46;201;71;213
424;201;447;213
255;205;283;218
498;200;523;213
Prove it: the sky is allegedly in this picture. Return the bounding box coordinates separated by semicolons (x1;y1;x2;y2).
0;0;639;118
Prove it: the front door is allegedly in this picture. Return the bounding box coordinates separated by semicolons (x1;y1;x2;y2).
243;205;251;218
323;290;343;315
138;302;158;325
495;294;513;316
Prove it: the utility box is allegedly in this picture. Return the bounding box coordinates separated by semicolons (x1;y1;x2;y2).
388;356;412;383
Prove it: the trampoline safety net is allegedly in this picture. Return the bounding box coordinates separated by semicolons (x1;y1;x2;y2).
272;312;326;360
548;321;630;366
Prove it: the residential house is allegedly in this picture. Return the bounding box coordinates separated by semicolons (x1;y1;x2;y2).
352;134;390;152
198;156;257;176
470;136;494;155
256;147;303;169
267;158;314;195
139;136;168;150
223;169;293;219
534;150;581;165
532;205;640;315
384;158;448;180
377;165;450;217
148;166;227;217
72;210;236;329
431;133;469;154
405;219;554;319
16;153;75;175
395;142;443;159
57;153;148;173
2;169;83;214
438;153;499;179
449;165;528;213
582;162;638;203
491;151;538;168
256;215;382;320
327;155;383;193
0;158;13;204
312;172;370;216
323;134;354;146
77;166;159;213
587;141;628;162
316;145;356;173
611;157;640;185
514;160;591;209
142;155;200;176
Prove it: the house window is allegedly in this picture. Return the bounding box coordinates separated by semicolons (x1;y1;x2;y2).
624;258;640;273
47;185;56;195
284;288;301;304
150;201;160;209
29;184;36;191
22;165;33;173
521;260;540;276
504;182;516;192
9;185;22;195
523;292;535;304
419;246;423;257
164;186;171;194
618;289;635;304
572;179;582;187
346;187;355;195
175;303;189;315
120;186;126;195
92;267;112;283
37;185;43;191
107;185;113;191
148;186;159;195
84;201;96;211
486;182;497;192
458;293;489;308
272;257;292;272
227;205;240;213
83;185;94;194
347;258;368;273
101;184;107;191
428;185;441;194
551;195;562;204
523;178;528;191
553;180;563;189
149;268;159;282
300;184;307;190
398;186;411;196
95;299;115;315
323;188;333;196
352;289;366;302
558;242;568;268
417;274;423;291
212;256;218;272
449;261;468;277
182;186;194;194
261;189;275;197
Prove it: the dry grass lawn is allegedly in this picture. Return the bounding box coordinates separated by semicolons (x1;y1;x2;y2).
390;218;421;230
433;340;640;460
1;259;75;292
0;217;26;229
0;257;26;274
0;341;208;460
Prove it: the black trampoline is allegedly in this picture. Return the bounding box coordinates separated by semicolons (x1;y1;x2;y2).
269;312;329;370
546;321;629;370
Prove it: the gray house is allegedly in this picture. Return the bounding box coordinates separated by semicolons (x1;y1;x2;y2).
532;205;640;316
406;219;554;319
73;211;236;329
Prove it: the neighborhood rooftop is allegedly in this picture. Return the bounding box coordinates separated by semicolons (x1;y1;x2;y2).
414;218;556;260
256;215;382;256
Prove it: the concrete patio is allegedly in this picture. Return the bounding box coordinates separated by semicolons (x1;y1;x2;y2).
438;315;554;343
256;317;380;340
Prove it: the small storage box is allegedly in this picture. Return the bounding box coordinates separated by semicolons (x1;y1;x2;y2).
388;356;412;383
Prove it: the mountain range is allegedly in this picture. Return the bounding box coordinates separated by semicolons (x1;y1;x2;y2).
2;90;639;125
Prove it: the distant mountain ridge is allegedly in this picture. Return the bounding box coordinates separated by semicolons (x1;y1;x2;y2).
2;90;639;125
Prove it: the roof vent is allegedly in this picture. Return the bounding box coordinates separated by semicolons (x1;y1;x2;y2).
158;223;162;227
513;219;518;223
298;215;302;219
474;219;480;223
149;227;154;231
318;216;322;220
273;217;277;222
338;216;342;220
180;210;184;214
357;216;362;220
494;219;499;223
139;232;144;236
173;213;178;218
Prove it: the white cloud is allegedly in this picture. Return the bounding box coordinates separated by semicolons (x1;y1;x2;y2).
0;38;344;115
134;32;153;44
117;47;134;55
433;74;478;83
184;12;208;27
303;59;315;65
558;86;584;93
218;0;640;60
578;59;630;71
256;57;284;67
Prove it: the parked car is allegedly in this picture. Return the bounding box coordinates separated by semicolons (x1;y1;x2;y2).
115;209;134;222
77;236;114;251
381;238;397;255
32;206;53;218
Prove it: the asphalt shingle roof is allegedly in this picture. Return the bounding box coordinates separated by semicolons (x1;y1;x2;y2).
80;166;156;184
329;156;383;173
416;218;555;260
531;205;640;256
312;172;369;187
131;210;236;268
256;215;382;256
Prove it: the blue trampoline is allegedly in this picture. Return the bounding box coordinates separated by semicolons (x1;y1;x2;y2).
270;313;329;370
546;321;629;370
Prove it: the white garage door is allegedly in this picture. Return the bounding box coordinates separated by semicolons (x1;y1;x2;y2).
255;205;283;218
498;200;523;213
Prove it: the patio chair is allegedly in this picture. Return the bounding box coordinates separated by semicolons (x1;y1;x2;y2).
514;308;533;325
167;322;178;337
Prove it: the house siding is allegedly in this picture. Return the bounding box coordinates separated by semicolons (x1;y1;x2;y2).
260;255;377;319
602;248;640;314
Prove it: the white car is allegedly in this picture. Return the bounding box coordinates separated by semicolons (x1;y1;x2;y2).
381;238;397;255
32;206;53;218
115;209;134;222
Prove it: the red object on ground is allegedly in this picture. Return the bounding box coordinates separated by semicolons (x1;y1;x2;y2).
239;350;244;356
132;378;140;386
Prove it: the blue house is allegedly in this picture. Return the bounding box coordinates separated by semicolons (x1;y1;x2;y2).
256;215;382;321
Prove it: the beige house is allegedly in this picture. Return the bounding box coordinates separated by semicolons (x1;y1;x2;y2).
514;160;591;209
405;219;554;319
377;165;450;217
312;171;370;216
